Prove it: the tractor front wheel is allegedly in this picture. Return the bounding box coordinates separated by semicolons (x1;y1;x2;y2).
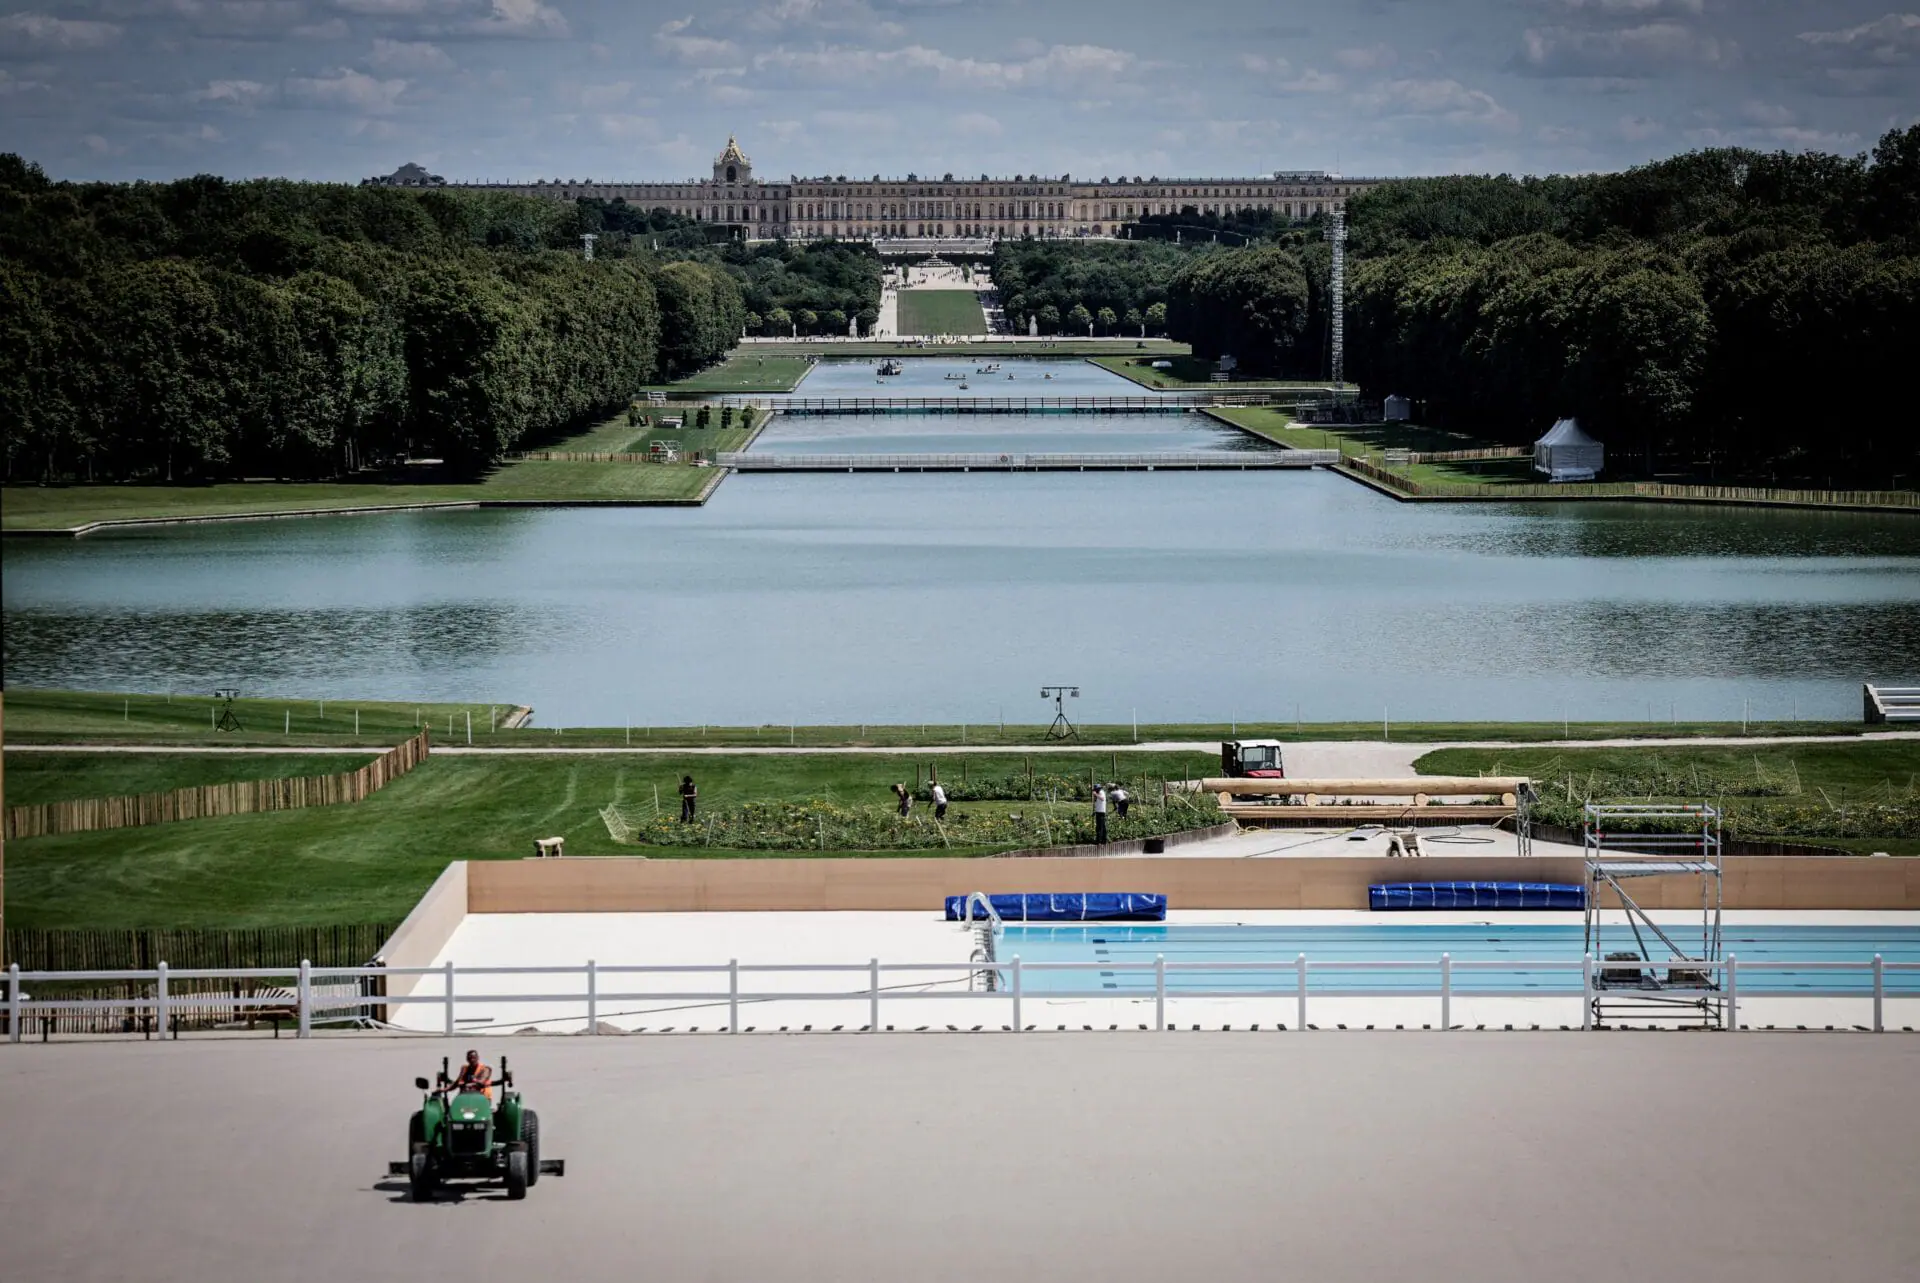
408;1145;433;1202
522;1110;541;1187
505;1147;529;1200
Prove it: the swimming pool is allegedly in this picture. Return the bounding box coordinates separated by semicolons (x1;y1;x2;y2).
997;923;1920;995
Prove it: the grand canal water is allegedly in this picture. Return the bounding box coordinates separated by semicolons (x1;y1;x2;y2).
6;446;1917;726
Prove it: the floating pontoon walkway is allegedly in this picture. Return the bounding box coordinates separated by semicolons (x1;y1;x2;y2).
720;394;1293;414
720;450;1341;472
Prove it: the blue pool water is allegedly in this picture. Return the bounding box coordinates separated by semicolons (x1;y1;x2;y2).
997;923;1920;994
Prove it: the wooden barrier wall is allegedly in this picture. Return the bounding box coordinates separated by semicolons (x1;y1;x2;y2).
465;855;1920;914
3;730;431;840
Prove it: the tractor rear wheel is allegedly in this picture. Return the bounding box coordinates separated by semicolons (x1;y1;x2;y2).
505;1148;529;1200
522;1111;541;1187
409;1111;424;1146
408;1145;433;1202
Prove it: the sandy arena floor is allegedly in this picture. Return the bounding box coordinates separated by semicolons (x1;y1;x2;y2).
2;1034;1916;1283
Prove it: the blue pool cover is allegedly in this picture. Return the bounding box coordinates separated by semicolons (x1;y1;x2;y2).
944;893;1168;922
1370;882;1585;911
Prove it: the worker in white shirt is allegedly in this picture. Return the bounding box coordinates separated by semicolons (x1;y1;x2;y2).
1092;784;1109;845
931;780;948;820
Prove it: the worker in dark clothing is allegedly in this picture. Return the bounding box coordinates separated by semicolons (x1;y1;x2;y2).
679;774;698;823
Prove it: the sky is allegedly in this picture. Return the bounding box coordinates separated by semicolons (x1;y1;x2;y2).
1;1;1917;184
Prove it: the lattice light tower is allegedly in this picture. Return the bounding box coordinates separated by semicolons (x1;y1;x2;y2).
1325;208;1347;387
580;233;598;262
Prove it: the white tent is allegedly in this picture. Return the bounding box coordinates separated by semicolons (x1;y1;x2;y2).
1533;417;1604;481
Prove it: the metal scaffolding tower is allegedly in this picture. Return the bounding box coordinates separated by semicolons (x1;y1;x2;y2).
1325;209;1347;387
1583;803;1725;1027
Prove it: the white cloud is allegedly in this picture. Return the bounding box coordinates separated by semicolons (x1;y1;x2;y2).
1798;13;1920;65
1282;68;1344;94
295;18;352;39
286;67;408;113
1335;44;1397;71
597;113;661;141
574;80;633;108
1617;114;1662;140
1550;0;1703;14
1739;100;1795;126
370;39;455;73
1519;22;1736;76
751;41;1141;91
0;12;122;50
655;16;742;66
471;0;567;38
953;110;1003;137
0;69;52;94
193;78;273;105
1358;78;1520;130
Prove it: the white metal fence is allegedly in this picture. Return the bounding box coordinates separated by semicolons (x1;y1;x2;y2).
7;955;1915;1040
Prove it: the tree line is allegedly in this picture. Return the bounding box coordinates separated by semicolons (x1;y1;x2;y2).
1342;127;1919;480
0;161;752;482
1081;126;1918;483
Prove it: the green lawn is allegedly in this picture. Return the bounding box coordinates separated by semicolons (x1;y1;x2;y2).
1415;742;1920;853
896;290;988;335
1092;356;1331;390
4;752;379;807
2;412;729;533
0;689;1871;749
1208;408;1506;458
642;354;815;394
2;749;1217;928
1;689;512;747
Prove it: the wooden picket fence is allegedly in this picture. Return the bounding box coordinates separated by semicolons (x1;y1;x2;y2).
1342;455;1919;510
3;730;431;840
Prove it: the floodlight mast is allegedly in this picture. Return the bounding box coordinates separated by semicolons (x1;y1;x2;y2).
1040;685;1080;740
580;233;598;262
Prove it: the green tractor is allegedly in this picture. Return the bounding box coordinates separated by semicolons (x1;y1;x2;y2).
388;1055;564;1201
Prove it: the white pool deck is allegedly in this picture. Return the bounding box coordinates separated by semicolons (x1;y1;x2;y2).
393;908;1920;1035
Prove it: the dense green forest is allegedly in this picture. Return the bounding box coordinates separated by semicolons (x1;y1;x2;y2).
0;164;872;483
1120;126;1918;482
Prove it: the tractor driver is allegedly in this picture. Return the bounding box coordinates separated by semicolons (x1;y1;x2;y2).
451;1049;494;1100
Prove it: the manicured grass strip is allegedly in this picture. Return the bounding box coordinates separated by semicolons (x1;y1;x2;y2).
1415;742;1920;852
1090;355;1331;390
1;689;509;747
3;752;379;807
1207;407;1500;456
2;413;731;533
642;353;816;394
2;750;1217;929
0;691;1873;748
896;290;989;335
1415;742;1920;800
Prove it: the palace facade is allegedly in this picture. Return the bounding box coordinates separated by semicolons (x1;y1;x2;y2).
370;136;1385;241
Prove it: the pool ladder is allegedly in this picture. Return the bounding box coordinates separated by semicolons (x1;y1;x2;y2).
958;892;1003;993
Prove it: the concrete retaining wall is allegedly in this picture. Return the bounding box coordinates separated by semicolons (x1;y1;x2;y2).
373;861;468;1006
